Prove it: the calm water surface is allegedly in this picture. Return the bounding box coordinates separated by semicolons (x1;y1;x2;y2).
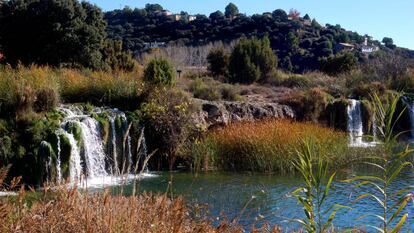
90;169;414;231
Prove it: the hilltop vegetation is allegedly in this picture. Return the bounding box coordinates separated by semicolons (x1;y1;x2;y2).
105;3;414;73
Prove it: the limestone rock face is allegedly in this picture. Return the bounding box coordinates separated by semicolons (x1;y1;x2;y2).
192;99;295;130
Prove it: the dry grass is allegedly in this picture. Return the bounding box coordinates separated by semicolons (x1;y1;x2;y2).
0;65;144;116
0;186;289;233
195;119;351;173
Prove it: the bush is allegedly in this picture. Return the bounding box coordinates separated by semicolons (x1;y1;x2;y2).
321;52;357;76
140;88;198;170
228;37;277;84
189;78;221;101
143;58;176;87
207;48;229;78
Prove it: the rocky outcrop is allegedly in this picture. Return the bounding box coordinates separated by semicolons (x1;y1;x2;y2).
193;99;295;130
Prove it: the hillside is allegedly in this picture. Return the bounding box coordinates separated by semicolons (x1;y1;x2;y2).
105;3;414;73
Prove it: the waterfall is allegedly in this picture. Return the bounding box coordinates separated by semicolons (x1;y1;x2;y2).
110;116;119;174
56;134;62;183
65;131;82;182
347;99;377;147
347;99;364;146
79;118;107;177
405;98;414;139
48;105;154;186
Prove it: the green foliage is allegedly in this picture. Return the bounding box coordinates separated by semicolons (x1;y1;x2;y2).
272;9;288;21
101;40;136;71
140;88;197;170
189;77;241;101
143;58;176;87
0;0;107;69
321;52;357;76
382;37;396;49
228;37;277;84
224;3;239;18
207;48;229;78
292;139;348;233
345;92;413;232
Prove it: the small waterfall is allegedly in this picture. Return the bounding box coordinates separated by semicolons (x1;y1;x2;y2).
79;118;107;177
347;99;364;146
405;98;414;139
110;116;119;174
347;99;377;147
47;105;154;186
65;132;82;181
56;134;62;183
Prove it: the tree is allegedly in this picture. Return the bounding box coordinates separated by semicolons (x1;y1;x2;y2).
140;89;196;170
228;37;277;84
144;58;176;87
101;40;135;71
225;3;239;19
321;52;357;76
0;0;106;69
288;9;300;19
382;37;396;49
207;48;229;78
209;10;225;21
145;3;163;13
272;9;288;21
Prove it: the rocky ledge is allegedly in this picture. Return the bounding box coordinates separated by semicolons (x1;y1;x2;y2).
193;99;296;130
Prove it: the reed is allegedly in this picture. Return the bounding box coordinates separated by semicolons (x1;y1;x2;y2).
0;65;144;116
0;184;295;233
194;119;370;173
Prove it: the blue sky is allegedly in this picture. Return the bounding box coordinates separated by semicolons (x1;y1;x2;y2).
89;0;414;50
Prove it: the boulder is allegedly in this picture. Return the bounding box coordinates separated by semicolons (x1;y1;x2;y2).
192;99;295;130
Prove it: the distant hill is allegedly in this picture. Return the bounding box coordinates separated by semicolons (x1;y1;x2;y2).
105;4;413;73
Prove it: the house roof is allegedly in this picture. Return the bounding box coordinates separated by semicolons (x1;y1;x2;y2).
339;43;355;47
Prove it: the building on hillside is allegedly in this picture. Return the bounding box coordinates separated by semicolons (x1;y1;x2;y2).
335;43;355;53
170;14;182;21
360;37;379;54
155;10;172;17
143;41;166;49
188;15;197;21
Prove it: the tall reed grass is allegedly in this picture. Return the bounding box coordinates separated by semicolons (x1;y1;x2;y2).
192;119;368;173
0;65;143;116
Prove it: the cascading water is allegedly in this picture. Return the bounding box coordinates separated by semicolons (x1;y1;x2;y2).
347;99;376;147
79;118;108;177
65;131;82;181
347;99;364;146
46;105;155;187
56;134;62;183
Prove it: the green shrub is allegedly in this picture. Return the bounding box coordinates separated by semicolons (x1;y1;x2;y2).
189;78;221;101
228;36;277;84
219;84;241;101
207;47;229;78
143;58;176;87
280;75;311;88
321;52;357;76
140;88;198;170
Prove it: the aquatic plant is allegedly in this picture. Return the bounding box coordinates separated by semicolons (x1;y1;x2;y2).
291;139;348;233
197;119;360;173
345;92;414;232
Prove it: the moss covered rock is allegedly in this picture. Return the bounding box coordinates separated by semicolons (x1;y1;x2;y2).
38;141;57;182
325;98;349;131
59;134;72;179
361;99;374;135
65;121;82;144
